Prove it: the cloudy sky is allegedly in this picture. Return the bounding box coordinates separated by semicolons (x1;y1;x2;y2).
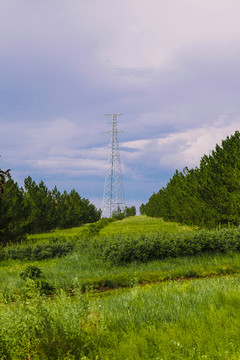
1;0;240;211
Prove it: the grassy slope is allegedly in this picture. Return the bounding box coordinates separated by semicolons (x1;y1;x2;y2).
2;216;240;358
27;223;89;243
100;215;196;236
1;216;240;296
26;215;195;243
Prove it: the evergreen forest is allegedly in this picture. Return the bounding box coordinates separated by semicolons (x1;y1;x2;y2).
0;174;101;244
141;130;240;228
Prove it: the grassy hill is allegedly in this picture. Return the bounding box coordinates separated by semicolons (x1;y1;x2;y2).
1;216;240;359
26;215;195;242
99;215;196;236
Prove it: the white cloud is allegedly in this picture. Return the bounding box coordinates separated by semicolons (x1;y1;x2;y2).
0;118;108;178
29;157;106;176
122;119;240;172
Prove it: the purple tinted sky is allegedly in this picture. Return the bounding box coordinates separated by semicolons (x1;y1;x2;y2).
0;0;240;211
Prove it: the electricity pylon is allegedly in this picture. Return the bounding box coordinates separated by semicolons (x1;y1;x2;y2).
102;114;126;218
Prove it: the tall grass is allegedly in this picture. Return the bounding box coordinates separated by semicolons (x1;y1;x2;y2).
2;250;240;299
1;276;240;359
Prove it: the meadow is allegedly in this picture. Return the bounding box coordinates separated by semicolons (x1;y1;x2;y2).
1;216;240;359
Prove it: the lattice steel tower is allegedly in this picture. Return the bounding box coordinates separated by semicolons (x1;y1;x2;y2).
102;114;126;218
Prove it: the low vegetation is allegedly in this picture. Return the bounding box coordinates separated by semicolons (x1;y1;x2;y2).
90;225;240;265
1;275;240;359
1;216;240;358
1;238;74;261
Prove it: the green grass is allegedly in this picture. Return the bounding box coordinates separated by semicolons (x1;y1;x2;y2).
26;216;195;243
1;248;240;299
1;217;240;298
27;224;89;243
99;215;196;236
2;216;240;359
1;275;240;359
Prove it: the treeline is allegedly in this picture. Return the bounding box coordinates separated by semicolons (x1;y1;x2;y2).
141;131;240;228
0;175;101;244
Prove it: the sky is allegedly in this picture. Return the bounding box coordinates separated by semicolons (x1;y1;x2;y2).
1;0;240;212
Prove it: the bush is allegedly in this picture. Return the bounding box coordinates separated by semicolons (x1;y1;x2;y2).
90;227;240;265
2;238;74;261
20;265;55;296
20;265;43;280
0;329;10;360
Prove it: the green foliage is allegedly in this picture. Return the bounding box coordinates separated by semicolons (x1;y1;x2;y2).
24;177;101;233
111;205;136;220
139;203;146;215
0;168;11;197
20;265;43;280
0;177;27;245
0;292;89;359
0;329;10;360
99;215;193;237
82;218;115;237
23;278;55;297
91;226;240;265
2;238;74;261
3;216;240;358
143;131;240;228
3;217;240;358
2;216;240;300
2;277;240;359
111;206;125;220
125;205;136;217
20;265;55;297
0;174;101;245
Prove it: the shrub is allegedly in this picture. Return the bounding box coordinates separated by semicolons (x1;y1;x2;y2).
20;265;55;296
90;227;240;265
0;329;9;360
20;265;43;280
2;238;74;261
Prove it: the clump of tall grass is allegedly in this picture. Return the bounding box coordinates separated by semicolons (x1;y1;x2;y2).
0;291;89;359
